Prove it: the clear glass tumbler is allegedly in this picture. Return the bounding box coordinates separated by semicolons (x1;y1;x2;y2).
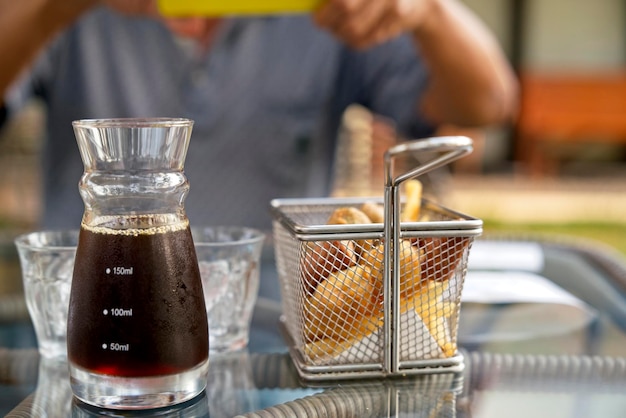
15;230;78;360
192;226;264;353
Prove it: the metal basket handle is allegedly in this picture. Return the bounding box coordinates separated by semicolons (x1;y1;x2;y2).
384;136;473;186
381;136;473;374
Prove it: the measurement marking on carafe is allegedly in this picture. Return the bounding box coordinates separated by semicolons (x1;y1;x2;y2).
102;343;130;351
106;267;134;276
103;308;133;317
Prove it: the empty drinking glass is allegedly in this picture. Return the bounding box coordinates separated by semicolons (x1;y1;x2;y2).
15;230;78;359
192;226;265;353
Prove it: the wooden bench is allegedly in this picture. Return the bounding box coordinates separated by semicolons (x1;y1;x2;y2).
515;71;626;176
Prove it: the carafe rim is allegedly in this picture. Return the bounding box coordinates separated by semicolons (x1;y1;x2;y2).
72;117;193;129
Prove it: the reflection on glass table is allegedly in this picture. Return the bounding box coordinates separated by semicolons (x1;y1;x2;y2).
5;344;626;417
2;236;626;417
460;237;626;359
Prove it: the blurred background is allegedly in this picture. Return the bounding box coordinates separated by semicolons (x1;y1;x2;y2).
451;0;626;255
1;0;625;296
333;0;626;256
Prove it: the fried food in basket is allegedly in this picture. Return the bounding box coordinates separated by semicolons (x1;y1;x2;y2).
359;201;385;223
402;281;457;357
416;236;470;282
304;265;382;342
299;207;373;294
300;240;357;295
421;304;456;357
397;240;423;299
327;206;375;259
401;179;423;222
360;239;422;299
298;189;463;361
304;314;383;359
359;177;423;225
305;279;457;360
327;207;372;225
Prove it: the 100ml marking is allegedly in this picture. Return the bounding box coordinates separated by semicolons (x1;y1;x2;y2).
110;308;133;317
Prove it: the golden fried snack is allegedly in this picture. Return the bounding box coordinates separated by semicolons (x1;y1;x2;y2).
401;280;457;357
298;207;372;296
398;240;423;299
327;206;375;259
304;314;383;360
401;179;423;222
304;265;382;342
300;240;357;295
360;239;422;300
359;201;385;224
419;302;456;357
359;242;384;277
416;237;470;282
305;280;457;360
327;207;372;225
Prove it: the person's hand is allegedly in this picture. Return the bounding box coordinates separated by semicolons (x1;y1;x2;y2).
313;0;435;49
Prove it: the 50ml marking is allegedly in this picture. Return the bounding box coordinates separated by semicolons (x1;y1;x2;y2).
108;343;130;351
106;267;134;276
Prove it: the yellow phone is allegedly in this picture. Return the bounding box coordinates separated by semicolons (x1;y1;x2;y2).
158;0;323;16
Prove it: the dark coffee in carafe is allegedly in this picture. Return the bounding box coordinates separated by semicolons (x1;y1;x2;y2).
68;216;208;377
68;118;209;410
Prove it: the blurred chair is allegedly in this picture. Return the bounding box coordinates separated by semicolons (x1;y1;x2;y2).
515;71;626;176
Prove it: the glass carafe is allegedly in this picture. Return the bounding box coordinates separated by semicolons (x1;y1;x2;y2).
68;118;209;410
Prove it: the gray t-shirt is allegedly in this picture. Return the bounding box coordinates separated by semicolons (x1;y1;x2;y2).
5;8;433;232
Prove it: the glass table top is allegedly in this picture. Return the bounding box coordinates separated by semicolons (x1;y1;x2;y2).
2;236;626;417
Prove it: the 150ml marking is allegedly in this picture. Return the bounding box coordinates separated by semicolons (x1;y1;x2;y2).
106;267;134;275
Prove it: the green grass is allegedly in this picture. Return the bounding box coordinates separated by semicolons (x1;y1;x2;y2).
482;220;626;257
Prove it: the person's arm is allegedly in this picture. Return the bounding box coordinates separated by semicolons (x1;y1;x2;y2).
0;0;97;100
313;0;518;127
410;0;518;126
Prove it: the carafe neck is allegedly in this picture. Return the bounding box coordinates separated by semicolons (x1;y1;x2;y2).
73;118;194;228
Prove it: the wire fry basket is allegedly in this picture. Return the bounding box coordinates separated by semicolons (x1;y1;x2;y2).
271;136;482;381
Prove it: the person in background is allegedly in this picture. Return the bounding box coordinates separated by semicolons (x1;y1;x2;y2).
0;0;518;232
